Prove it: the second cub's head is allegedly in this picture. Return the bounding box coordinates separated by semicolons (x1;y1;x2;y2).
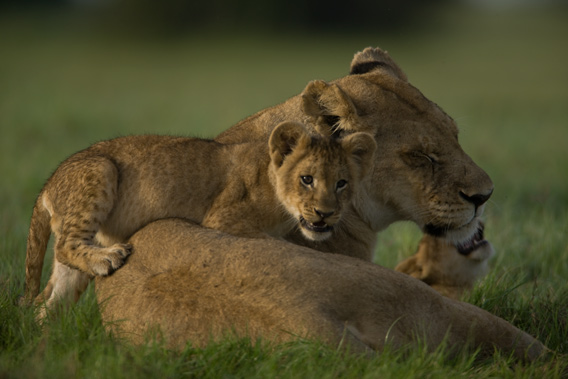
269;121;376;241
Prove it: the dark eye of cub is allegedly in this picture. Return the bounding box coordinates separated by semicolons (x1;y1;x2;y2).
336;179;348;190
301;176;313;185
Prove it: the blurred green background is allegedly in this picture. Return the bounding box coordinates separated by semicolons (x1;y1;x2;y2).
1;0;567;272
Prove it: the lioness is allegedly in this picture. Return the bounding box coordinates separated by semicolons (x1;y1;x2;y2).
23;121;376;319
96;219;545;361
395;223;495;300
216;47;495;271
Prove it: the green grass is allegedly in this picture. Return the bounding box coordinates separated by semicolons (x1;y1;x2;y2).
1;4;567;378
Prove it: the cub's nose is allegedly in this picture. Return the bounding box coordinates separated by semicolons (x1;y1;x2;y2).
315;209;334;219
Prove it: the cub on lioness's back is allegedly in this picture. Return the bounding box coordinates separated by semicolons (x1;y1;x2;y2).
23;121;376;320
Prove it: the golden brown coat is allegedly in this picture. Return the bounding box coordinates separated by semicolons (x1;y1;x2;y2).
217;47;495;267
24;122;375;320
96;219;544;361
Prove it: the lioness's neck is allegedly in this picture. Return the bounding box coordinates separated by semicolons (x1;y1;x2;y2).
350;188;402;234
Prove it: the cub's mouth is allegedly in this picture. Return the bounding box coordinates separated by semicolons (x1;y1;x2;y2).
456;223;489;256
299;217;333;234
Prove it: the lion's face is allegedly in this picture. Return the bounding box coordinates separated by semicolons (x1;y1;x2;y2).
354;85;494;248
301;48;494;251
269;122;375;241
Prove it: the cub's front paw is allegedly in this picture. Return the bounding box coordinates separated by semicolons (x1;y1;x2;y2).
112;243;133;258
90;243;133;276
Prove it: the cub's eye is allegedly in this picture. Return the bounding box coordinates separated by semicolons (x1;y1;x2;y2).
336;179;348;190
301;176;313;185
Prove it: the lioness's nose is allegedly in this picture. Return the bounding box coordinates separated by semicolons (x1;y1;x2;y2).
459;189;493;208
315;209;334;219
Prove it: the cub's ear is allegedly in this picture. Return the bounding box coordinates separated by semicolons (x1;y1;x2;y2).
341;132;376;176
301;80;358;136
393;254;422;279
350;47;407;81
269;121;310;167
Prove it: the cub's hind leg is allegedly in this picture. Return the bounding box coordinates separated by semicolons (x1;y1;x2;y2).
35;260;91;322
38;156;132;315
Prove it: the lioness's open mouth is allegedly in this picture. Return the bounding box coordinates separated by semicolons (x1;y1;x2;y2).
300;217;333;233
456;223;488;255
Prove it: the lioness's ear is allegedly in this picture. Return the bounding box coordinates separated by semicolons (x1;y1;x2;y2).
341;132;376;176
269;121;309;167
301;80;358;136
349;47;408;81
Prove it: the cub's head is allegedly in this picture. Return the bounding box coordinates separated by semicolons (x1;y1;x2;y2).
395;222;495;300
300;47;494;255
268;121;376;241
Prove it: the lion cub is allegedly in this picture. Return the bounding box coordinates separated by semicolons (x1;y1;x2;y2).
23;121;376;319
395;223;495;299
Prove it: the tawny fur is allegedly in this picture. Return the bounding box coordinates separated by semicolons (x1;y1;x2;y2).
216;47;495;263
96;219;545;361
395;233;495;300
29;46;500;333
93;47;542;360
24;122;375;320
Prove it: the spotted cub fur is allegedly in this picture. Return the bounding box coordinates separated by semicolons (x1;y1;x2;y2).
23;121;375;320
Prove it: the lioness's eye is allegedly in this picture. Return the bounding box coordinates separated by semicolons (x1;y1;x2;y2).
409;152;438;166
336;180;348;190
301;176;313;185
423;154;436;164
420;152;439;165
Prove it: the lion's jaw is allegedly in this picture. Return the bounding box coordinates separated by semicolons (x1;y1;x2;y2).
354;187;489;256
428;218;488;254
351;182;488;252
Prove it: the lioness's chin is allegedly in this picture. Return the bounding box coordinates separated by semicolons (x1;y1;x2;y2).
425;218;489;256
299;217;333;241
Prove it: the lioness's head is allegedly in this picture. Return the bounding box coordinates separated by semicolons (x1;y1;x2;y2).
268;121;376;241
301;47;494;253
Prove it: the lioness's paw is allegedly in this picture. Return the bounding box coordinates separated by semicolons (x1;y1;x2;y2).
90;244;132;276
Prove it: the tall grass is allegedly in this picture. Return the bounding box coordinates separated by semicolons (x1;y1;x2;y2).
1;4;567;377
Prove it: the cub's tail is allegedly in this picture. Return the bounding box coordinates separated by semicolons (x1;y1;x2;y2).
22;193;52;304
